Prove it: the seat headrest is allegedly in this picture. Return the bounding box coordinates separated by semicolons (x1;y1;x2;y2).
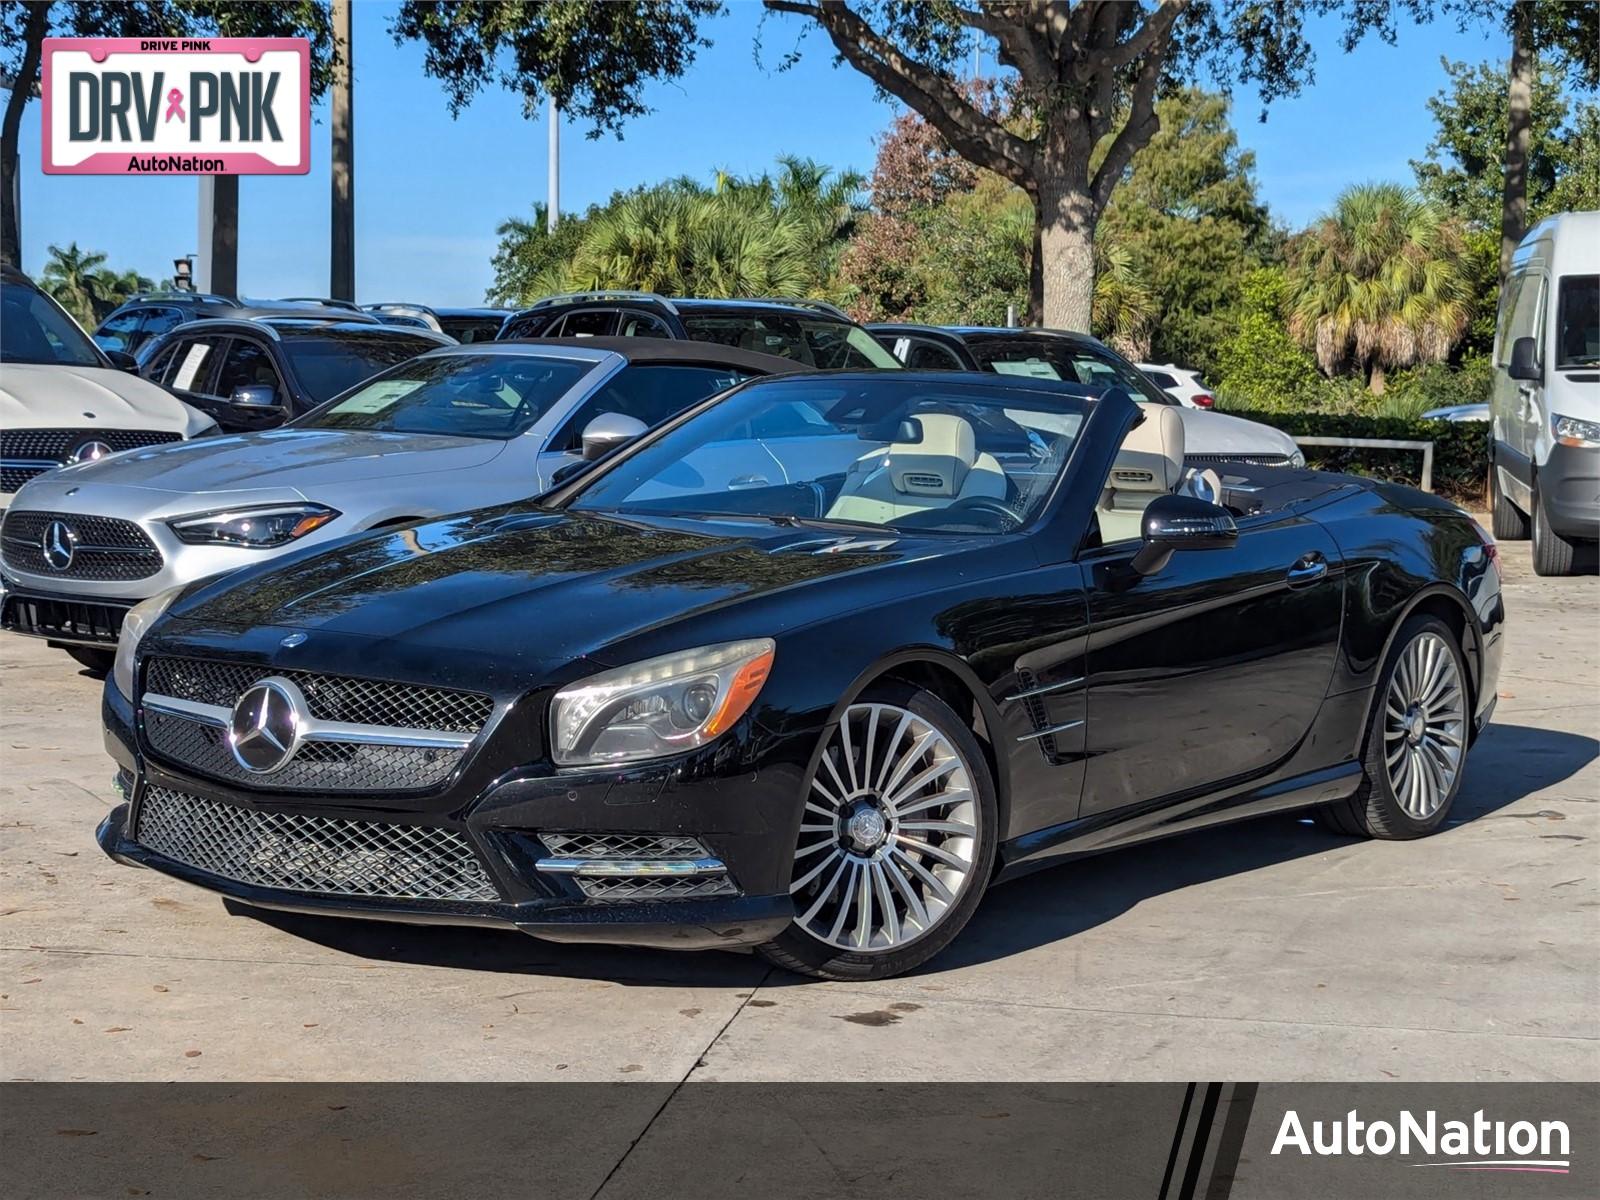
887;413;978;497
1110;403;1185;494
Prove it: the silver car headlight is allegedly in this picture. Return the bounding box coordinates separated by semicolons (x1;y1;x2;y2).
550;639;776;766
112;586;184;700
1289;448;1307;469
167;503;339;548
1553;414;1600;448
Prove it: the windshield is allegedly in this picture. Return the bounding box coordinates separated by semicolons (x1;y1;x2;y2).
302;352;594;438
284;332;446;404
568;375;1091;534
439;317;505;344
1556;275;1598;368
680;312;902;369
961;333;1172;404
1;280;105;368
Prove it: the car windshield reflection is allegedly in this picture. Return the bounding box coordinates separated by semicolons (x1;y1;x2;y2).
566;376;1093;535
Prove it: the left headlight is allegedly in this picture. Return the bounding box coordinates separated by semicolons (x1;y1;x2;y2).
1288;448;1307;469
167;503;339;548
1554;414;1600;448
112;586;184;700
550;639;776;767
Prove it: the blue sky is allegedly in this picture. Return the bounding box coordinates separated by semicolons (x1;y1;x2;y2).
14;1;1505;305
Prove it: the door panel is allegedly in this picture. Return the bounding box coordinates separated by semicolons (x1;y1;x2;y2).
1081;513;1344;816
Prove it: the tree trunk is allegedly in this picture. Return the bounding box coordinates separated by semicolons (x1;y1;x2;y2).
1499;2;1534;284
1;2;52;269
1026;196;1044;326
1368;361;1387;395
329;0;355;300
1036;177;1096;333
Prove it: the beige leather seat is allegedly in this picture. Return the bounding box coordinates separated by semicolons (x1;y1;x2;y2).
1097;402;1185;543
828;413;1008;525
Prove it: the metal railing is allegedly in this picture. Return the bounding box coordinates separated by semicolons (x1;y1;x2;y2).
1294;435;1435;492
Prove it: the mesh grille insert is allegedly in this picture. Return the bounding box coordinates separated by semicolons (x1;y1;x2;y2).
574;876;738;902
0;510;162;580
540;832;712;861
134;785;499;902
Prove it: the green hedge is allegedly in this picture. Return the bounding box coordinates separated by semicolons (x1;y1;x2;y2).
1223;408;1487;501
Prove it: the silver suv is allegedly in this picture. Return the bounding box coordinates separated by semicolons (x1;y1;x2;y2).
0;338;796;671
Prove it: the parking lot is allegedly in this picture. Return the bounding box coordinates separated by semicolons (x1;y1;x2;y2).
2;534;1595;1084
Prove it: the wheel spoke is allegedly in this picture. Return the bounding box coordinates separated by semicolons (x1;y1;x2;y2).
894;847;955;905
794;836;835;859
839;709;860;792
883;854;928;930
821;747;851;802
826;864;861;944
804;800;837;819
870;862;900;945
862;706;881;798
884;757;959;810
880;728;936;800
798;855;850;924
791;848;843;894
895;787;970;819
900;819;977;837
874;709;914;792
895;833;966;869
853;862;874;948
811;773;843;808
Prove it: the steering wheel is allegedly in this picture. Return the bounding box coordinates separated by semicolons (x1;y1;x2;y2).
894;495;1024;532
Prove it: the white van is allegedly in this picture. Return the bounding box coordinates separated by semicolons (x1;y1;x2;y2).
1488;211;1600;575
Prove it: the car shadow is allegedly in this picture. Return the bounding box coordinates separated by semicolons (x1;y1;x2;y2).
225;721;1595;985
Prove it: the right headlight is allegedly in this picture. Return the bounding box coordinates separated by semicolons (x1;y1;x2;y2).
550;639;775;766
112;586;184;700
1553;414;1600;448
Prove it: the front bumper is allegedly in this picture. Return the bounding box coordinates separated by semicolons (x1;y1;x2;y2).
1539;441;1600;540
2;579;133;646
98;681;803;951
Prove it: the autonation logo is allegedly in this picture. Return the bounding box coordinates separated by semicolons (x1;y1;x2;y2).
1272;1107;1572;1175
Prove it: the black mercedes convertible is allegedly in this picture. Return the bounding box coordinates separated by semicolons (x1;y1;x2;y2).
98;372;1504;980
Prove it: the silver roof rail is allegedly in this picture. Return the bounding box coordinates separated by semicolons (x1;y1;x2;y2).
521;291;678;314
128;290;239;306
735;297;853;321
363;302;438;317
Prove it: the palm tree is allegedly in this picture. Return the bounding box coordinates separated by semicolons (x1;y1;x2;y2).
1092;242;1157;361
1283;184;1473;393
40;242;109;327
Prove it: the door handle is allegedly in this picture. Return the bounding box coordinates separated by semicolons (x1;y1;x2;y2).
1287;552;1328;587
728;475;770;490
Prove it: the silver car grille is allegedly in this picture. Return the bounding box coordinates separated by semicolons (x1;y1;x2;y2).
1185;452;1292;469
141;657;494;793
134;785;499;902
0;510;163;581
537;832;738;902
571;875;739;902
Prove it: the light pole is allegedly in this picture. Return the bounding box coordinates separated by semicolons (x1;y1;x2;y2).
547;96;559;234
330;0;355;300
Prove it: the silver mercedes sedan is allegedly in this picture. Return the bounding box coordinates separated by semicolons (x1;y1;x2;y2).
0;338;799;671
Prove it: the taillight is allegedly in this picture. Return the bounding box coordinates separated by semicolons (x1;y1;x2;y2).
1471;519;1501;579
1193;393;1215;408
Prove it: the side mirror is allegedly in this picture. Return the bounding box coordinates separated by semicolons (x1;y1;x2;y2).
580;412;647;461
105;349;140;373
1507;336;1541;383
230;384;282;411
1130;492;1238;575
550;460;588;487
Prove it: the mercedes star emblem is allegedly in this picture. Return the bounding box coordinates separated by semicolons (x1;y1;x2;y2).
67;440;113;465
280;632;307;649
227;677;309;774
42;520;76;571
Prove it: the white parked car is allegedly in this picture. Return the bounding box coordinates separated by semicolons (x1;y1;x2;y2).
1137;362;1215;408
1;266;217;509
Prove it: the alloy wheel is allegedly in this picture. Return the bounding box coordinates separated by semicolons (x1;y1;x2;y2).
789;702;980;952
1382;631;1466;820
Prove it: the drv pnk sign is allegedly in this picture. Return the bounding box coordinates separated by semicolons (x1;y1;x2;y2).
41;38;310;175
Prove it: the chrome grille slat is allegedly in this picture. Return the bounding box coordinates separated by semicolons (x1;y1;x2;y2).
540;832;712;861
1;510;163;580
574;876;739;902
134;785;499;902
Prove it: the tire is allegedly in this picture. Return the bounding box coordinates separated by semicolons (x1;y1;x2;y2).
757;682;998;981
1488;461;1529;541
1318;615;1469;840
63;645;114;675
1531;478;1578;576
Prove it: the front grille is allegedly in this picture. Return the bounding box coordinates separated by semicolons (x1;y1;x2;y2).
134;785;499;902
540;832;712;861
574;876;739;902
145;657;493;732
1;428;183;460
1;465;50;493
141;656;494;793
143;710;466;792
1185;452;1292;469
1;510;163;581
1;591;129;644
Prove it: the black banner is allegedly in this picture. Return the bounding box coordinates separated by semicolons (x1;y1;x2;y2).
3;1083;1594;1198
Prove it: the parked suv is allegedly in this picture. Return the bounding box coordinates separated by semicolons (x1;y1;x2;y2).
93;293;378;358
868;323;1304;472
1;266;216;509
498;292;903;369
0;338;796;672
1488;210;1599;575
364;303;512;343
137;319;450;433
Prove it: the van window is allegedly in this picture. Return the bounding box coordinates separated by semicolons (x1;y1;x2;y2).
1497;273;1545;367
1555;275;1599;369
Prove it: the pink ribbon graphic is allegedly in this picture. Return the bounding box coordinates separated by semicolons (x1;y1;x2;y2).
164;88;185;123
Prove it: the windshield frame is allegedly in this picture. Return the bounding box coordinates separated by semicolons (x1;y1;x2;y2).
0;278;113;369
552;371;1100;538
290;347;608;440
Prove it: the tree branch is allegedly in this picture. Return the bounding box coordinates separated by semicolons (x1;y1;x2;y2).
1104;0;1189;71
952;2;1054;83
764;0;1036;184
1089;5;1181;211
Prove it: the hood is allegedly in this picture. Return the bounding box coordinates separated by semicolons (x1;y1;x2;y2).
0;364;211;435
1176;407;1298;458
165;508;928;669
44;427;508;496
